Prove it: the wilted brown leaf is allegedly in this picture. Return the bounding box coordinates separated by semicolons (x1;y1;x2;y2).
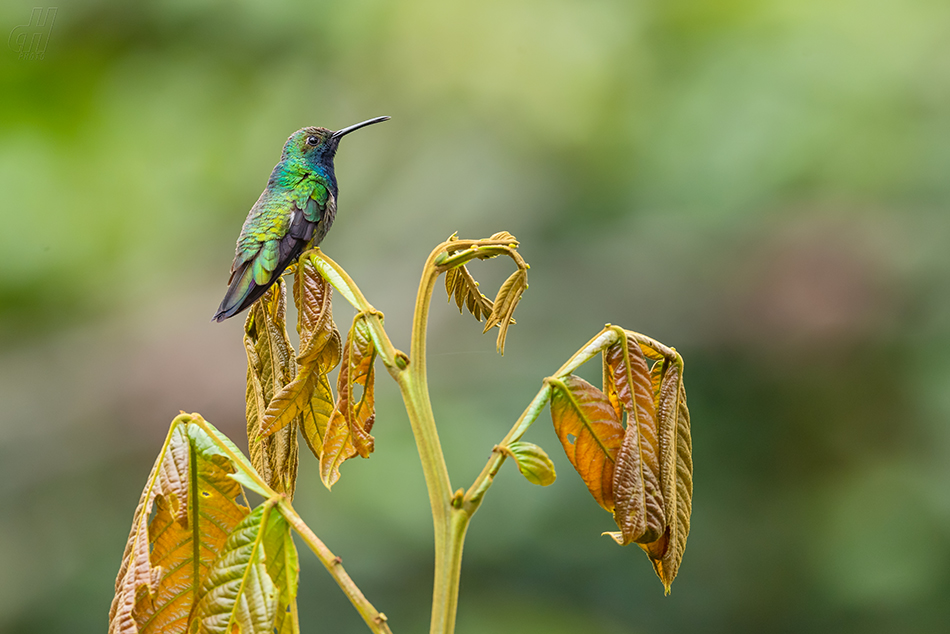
260;259;342;442
319;314;377;488
549;375;625;511
109;416;249;634
244;282;299;497
604;339;665;546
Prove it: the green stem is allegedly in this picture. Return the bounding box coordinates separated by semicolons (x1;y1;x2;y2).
406;246;457;634
462;326;623;513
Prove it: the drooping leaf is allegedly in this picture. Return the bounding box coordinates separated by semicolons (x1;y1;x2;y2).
109;415;249;634
319;314;377;488
190;502;294;634
549;375;625;511
259;257;341;465
294;254;337;360
244;281;299;497
319;409;357;491
505;441;556;486
603;352;624;422
298;372;336;459
604;338;665;546
483;268;527;354
642;367;692;594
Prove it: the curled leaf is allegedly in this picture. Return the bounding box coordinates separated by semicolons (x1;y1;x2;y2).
319;314;377;488
505;441;557;486
489;230;518;244
549;375;624;510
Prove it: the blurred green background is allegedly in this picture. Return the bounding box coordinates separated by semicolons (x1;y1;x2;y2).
3;0;950;632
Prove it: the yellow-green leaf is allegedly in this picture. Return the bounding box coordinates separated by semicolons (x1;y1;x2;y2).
549;375;624;511
298;372;335;459
190;502;291;634
506;441;556;486
265;508;300;634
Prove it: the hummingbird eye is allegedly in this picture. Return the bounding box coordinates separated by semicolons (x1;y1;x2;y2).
306;135;319;146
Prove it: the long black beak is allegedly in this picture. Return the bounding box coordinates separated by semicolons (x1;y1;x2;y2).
331;116;391;140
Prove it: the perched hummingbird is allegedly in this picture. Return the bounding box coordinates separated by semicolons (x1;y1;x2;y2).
213;116;390;322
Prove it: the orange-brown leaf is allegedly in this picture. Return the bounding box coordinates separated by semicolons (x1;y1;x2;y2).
549;375;625;511
260;260;341;440
299;372;334;460
293;255;339;363
319;409;358;489
604;339;665;545
343;316;377;457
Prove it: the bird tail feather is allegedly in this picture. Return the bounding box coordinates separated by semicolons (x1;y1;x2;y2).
212;261;259;322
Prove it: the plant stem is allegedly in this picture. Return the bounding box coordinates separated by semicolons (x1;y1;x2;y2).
278;499;394;634
405;246;457;634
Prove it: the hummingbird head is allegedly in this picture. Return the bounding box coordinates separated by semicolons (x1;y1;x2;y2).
283;116;390;172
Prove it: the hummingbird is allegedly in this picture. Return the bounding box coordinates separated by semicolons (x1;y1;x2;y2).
213;116;390;322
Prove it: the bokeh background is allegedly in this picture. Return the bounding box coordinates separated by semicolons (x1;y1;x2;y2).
3;1;950;632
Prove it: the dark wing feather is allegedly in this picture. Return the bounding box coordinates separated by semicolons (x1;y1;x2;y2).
212;198;324;322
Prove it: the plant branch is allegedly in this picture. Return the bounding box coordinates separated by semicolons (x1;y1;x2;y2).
461;325;624;513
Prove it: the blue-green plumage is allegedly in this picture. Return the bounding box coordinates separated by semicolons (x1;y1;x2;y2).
213;116;389;322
